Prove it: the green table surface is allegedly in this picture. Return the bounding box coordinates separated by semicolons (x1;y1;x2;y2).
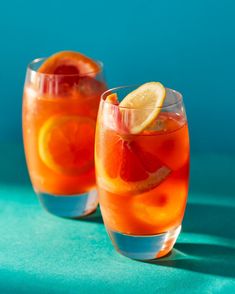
0;143;235;293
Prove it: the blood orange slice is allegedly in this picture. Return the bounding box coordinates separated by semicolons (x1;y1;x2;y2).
38;51;100;76
96;129;171;195
39;115;95;175
106;93;119;104
38;51;101;96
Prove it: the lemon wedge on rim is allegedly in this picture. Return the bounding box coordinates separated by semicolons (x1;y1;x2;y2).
119;82;166;134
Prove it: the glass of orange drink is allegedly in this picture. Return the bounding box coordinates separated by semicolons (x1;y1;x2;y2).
23;51;106;218
95;82;190;260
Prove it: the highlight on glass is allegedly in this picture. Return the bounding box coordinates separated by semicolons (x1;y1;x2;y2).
95;82;190;260
22;51;107;218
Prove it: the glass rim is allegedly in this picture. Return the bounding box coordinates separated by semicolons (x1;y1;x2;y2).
101;84;183;110
27;57;104;77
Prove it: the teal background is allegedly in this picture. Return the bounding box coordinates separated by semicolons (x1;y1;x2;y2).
0;0;234;152
0;0;235;293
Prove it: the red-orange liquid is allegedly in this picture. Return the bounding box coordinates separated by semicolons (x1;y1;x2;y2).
23;79;106;195
96;113;190;235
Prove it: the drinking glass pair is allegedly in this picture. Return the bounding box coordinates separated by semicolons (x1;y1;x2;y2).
23;57;190;260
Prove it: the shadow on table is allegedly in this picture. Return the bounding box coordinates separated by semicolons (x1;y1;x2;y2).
151;243;235;278
75;207;103;224
147;202;235;278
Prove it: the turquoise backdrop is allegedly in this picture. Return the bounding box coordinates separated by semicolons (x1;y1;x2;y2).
0;1;235;293
0;0;234;152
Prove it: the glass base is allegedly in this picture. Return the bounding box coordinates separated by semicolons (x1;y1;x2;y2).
37;189;98;218
107;225;181;260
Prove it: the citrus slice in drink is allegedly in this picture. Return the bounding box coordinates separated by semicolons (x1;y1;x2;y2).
38;51;102;96
96;129;171;195
131;174;188;230
38;51;100;76
39;115;95;175
119;82;166;134
106;93;119;104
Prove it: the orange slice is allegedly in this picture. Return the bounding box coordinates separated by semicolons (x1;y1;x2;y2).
39;115;95;175
106;93;119;104
131;176;187;229
38;51;102;96
119;82;166;134
96;129;171;195
38;51;100;76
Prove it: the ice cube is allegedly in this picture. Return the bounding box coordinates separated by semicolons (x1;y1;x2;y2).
146;116;167;131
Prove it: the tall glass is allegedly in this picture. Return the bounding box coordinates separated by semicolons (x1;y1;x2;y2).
95;85;190;260
23;58;106;218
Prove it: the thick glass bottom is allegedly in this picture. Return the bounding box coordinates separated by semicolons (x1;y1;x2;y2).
107;225;181;260
37;189;98;218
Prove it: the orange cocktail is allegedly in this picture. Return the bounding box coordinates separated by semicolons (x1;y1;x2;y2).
23;51;106;217
95;83;190;260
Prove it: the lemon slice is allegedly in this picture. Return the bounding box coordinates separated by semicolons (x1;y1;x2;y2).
38;115;95;175
119;82;166;134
